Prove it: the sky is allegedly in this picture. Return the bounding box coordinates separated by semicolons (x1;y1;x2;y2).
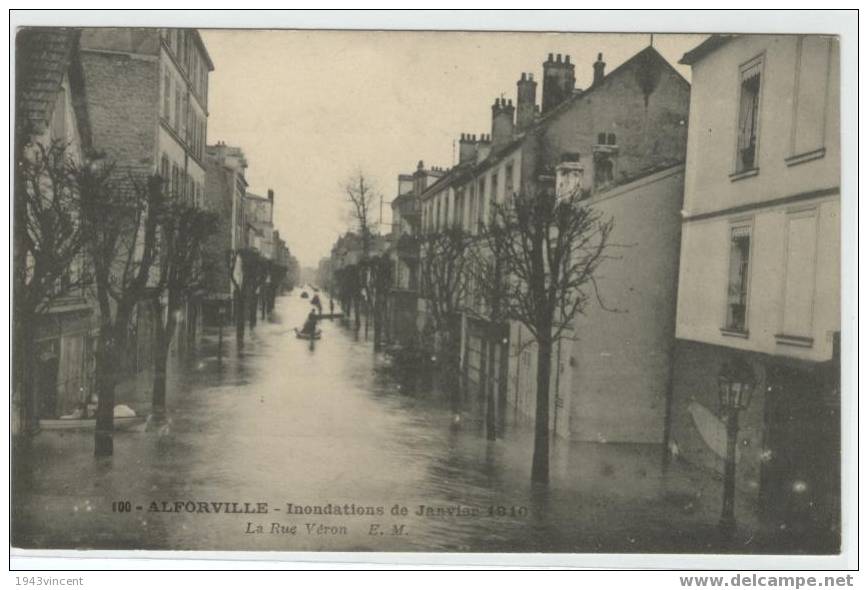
199;30;707;269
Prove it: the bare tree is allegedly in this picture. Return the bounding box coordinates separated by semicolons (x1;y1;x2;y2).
149;199;219;423
483;158;614;484
79;169;164;456
368;253;393;350
13;139;94;435
344;172;379;336
418;227;471;403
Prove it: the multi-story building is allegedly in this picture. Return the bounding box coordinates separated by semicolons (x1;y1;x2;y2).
203;142;249;324
78;27;213;365
388;161;444;344
418;46;691;442
14;28;96;428
669;35;840;533
245;190;276;260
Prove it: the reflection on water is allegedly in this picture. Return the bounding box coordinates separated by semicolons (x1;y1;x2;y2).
13;294;801;554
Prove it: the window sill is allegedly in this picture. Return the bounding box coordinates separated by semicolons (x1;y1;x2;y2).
720;327;749;339
774;334;814;348
785;148;826;167
729;168;759;182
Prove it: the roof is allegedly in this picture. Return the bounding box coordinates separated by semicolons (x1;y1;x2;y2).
679;34;736;65
15;27;79;134
538;45;688;125
191;29;215;71
416;45;689;204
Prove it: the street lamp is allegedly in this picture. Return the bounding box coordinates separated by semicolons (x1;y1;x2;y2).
717;355;757;538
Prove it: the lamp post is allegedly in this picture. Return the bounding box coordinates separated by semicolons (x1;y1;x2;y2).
717;356;757;538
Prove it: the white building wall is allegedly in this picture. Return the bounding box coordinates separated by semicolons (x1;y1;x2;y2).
676;34;840;363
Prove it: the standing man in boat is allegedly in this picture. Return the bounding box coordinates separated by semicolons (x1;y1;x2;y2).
301;307;319;336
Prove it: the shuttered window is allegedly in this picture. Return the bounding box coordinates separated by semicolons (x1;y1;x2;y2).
725;224;752;332
736;59;762;172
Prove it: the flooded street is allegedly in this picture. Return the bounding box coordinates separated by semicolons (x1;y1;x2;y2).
13;292;792;554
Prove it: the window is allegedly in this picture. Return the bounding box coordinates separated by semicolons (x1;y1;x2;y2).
171;164;179;198
163;69;171;120
504;163;514;199
469;184;477;233
435;199;441;232
789;37;832;163
594;152;614;189
50;86;67;142
174;87;181;132
477;177;486;227
725;224;752;333
779;210;818;341
444;194;450;228
736;58;762;173
455;188;465;229
160;154;170;187
490;173;498;219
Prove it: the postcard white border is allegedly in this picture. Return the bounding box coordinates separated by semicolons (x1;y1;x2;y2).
5;8;859;571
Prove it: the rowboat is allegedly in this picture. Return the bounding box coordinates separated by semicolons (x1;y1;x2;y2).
40;415;146;432
294;328;322;340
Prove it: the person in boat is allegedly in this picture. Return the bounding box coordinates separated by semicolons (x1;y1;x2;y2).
311;293;322;315
301;307;319;336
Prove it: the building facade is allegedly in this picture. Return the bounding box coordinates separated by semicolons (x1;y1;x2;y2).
669;35;840;535
245;190;275;260
78;27;213;367
389;161;444;344
15;28;96;428
202;142;249;324
417;47;691;442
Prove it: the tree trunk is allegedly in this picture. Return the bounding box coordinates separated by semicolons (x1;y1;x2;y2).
234;288;245;348
373;298;382;351
94;324;122;457
248;288;258;329
531;337;553;484
486;333;497;441
13;308;38;437
151;299;176;423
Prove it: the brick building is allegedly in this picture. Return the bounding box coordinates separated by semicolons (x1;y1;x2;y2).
78;27;213;368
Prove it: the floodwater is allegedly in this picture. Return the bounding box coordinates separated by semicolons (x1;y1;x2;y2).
12;293;822;554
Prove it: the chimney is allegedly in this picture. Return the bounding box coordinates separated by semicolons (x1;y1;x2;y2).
542;53;576;114
593;53;606;86
491;98;515;148
476;133;492;163
458;133;478;163
267;189;274;202
516;72;537;131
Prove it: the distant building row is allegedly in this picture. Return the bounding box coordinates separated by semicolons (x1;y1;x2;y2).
14;27;298;430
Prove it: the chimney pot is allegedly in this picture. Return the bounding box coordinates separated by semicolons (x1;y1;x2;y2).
593;52;607;86
548;52;554;61
565;55;571;64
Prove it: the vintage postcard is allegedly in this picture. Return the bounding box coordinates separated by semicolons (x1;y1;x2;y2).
9;11;855;568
